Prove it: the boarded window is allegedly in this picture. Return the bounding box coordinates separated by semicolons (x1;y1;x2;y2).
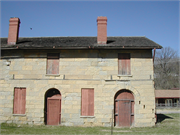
13;87;26;114
46;53;59;74
81;88;94;116
118;53;131;75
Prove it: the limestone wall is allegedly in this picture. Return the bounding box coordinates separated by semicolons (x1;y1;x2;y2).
0;49;156;127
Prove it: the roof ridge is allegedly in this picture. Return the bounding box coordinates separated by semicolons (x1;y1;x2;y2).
107;36;146;37
21;36;146;38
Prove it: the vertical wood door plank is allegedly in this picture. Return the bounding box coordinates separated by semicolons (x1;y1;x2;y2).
88;89;94;116
81;89;88;116
13;88;19;114
21;88;26;114
47;98;61;125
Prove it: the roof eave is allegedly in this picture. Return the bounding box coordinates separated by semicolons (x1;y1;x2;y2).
1;46;162;50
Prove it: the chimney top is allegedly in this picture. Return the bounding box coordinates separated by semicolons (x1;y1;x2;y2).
7;17;21;45
97;16;107;21
9;17;20;22
97;16;107;44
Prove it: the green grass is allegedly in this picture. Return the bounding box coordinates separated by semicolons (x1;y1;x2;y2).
1;113;180;135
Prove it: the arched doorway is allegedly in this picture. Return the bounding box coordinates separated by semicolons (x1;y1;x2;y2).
114;89;134;127
44;88;61;125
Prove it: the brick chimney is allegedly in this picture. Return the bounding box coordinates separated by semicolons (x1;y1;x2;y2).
7;17;20;45
97;16;107;44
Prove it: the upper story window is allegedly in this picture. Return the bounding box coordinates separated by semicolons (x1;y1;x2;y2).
118;53;131;75
46;53;59;75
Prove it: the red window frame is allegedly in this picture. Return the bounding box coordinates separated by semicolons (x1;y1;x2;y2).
118;53;131;75
46;53;59;75
13;87;26;114
81;88;94;116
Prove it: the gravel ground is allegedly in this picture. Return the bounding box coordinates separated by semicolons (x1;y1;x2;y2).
156;109;180;114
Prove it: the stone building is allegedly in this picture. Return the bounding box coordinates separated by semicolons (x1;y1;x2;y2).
0;17;162;127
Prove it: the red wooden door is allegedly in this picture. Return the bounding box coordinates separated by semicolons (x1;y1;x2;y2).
118;100;131;127
115;90;134;127
47;95;61;125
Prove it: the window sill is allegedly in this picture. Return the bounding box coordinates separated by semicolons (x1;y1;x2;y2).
45;74;60;77
13;114;26;116
80;116;95;118
117;75;133;77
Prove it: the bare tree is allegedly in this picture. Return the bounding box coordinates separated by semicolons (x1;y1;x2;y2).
154;47;179;89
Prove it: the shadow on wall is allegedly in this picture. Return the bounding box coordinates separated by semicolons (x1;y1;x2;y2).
156;114;173;123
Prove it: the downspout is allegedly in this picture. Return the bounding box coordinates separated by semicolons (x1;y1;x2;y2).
153;48;156;64
153;48;157;123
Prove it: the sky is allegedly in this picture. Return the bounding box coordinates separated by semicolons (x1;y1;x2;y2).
0;1;179;54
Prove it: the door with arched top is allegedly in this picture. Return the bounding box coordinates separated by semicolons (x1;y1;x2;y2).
114;89;134;127
47;95;61;125
44;89;61;125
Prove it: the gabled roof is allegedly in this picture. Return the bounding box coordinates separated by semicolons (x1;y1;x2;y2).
155;90;180;98
1;36;162;50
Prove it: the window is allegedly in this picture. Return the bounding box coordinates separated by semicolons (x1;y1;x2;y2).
13;87;26;114
118;53;131;75
46;53;59;75
81;88;94;116
165;99;172;107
